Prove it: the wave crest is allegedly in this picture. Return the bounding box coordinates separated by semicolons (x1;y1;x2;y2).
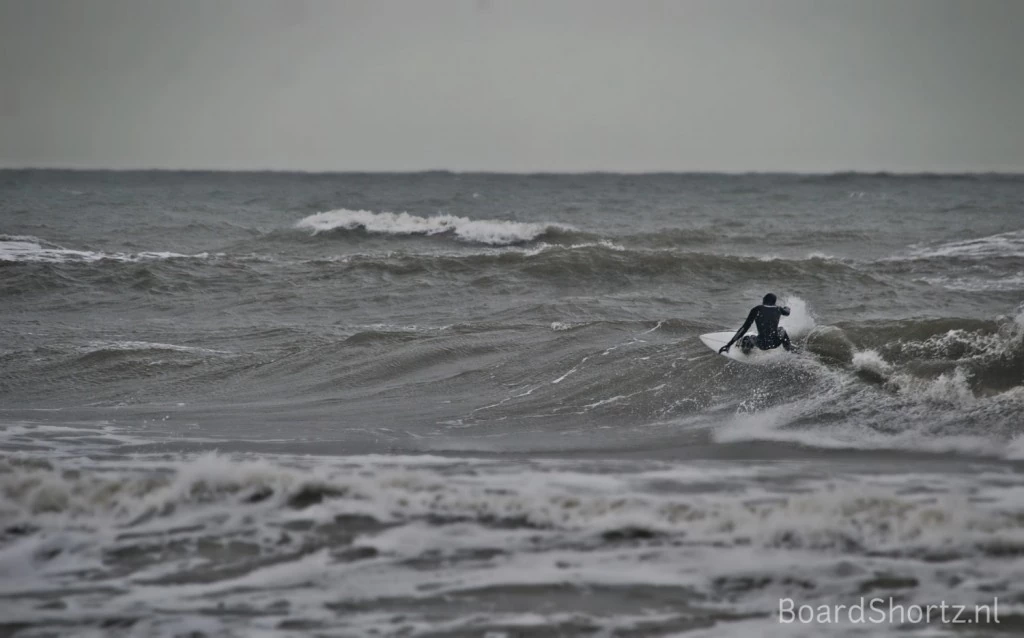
907;229;1024;260
295;209;577;246
0;235;207;264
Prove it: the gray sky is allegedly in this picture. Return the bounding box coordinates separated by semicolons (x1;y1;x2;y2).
1;0;1022;172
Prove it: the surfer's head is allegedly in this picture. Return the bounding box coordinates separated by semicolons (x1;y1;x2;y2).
762;293;777;305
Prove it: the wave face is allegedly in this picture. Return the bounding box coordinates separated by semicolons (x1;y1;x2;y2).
2;170;1023;636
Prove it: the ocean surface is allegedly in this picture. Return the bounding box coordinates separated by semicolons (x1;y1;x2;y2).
1;170;1023;637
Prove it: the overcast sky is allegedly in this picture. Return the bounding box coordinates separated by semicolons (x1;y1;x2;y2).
1;0;1022;172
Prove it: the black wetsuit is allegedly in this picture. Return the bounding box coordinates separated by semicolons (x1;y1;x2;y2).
729;304;792;352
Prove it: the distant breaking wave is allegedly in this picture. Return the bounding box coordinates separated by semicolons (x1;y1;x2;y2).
907;229;1024;260
295;209;579;246
0;234;207;264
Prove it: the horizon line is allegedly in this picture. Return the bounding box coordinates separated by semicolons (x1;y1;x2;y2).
2;166;1023;177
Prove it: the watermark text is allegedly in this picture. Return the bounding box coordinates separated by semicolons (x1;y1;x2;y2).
779;597;999;625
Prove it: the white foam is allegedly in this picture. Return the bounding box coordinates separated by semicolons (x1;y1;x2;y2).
570;239;627;251
712;374;1021;458
893;319;1022;362
889;368;977;407
907;229;1024;259
5;453;1023;549
920;273;1024;292
295;209;574;246
852;349;892;377
0;237;99;262
3;452;1023;636
79;340;231;355
716;408;1008;456
781;296;816;338
550;321;577;331
0;236;207;263
754;252;842;262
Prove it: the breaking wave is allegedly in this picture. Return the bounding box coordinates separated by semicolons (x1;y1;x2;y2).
906;229;1024;260
3;453;1023;555
295;209;581;246
0;234;208;264
719;308;1024;456
2;450;1022;636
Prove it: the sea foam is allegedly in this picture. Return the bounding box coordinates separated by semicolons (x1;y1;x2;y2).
0;235;206;263
295;209;575;246
908;229;1024;259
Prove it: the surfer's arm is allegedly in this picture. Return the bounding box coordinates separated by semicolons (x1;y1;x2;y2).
780;306;791;316
731;308;757;342
720;307;758;352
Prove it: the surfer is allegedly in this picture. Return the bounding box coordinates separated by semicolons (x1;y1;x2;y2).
718;293;793;354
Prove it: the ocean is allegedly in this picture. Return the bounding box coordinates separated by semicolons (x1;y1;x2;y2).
1;170;1022;637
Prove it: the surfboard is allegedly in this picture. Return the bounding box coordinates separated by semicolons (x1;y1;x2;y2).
700;330;789;364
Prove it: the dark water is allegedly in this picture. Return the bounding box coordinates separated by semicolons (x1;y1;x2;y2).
1;170;1023;636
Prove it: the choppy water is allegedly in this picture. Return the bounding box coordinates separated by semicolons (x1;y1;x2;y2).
1;170;1023;636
